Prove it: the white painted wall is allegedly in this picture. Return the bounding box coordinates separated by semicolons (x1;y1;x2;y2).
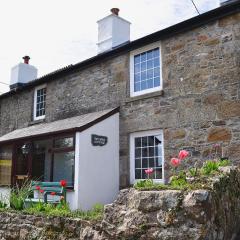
97;14;130;53
74;113;119;210
10;63;37;86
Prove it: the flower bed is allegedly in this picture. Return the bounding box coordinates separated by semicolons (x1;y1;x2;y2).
134;149;231;191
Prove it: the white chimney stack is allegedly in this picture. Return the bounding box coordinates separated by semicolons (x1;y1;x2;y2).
97;8;131;54
10;56;38;89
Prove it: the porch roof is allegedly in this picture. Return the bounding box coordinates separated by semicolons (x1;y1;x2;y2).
0;107;119;144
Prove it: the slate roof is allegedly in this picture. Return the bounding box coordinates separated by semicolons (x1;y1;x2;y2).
0;107;119;144
0;1;239;100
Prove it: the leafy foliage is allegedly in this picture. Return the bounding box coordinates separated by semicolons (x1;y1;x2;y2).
134;179;154;188
201;159;230;175
10;180;32;210
170;171;187;188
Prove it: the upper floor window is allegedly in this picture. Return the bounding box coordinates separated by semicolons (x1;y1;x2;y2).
130;43;162;97
34;85;46;121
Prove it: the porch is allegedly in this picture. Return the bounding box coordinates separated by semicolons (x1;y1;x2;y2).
0;108;119;210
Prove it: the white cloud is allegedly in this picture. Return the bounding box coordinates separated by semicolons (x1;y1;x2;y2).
0;0;219;94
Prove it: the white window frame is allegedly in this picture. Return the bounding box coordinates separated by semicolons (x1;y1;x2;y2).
130;129;165;184
130;42;163;97
33;84;47;121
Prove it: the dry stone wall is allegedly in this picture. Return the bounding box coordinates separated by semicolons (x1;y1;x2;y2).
0;166;240;239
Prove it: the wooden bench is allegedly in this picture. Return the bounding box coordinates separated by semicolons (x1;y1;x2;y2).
25;181;67;206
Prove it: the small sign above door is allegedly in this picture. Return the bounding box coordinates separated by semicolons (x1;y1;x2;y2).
91;134;108;146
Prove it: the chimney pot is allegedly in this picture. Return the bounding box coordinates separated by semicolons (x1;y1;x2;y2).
111;8;120;16
23;56;30;64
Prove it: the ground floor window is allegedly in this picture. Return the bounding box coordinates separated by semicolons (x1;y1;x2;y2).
0;146;12;186
130;130;164;183
14;135;75;188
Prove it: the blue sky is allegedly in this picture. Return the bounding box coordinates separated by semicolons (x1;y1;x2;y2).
0;0;219;93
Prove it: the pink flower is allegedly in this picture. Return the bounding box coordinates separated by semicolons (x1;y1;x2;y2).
171;158;181;167
50;192;56;196
178;150;189;160
40;189;44;194
36;186;41;191
145;168;154;175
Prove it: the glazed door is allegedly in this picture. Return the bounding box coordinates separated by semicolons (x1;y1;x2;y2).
13;143;32;186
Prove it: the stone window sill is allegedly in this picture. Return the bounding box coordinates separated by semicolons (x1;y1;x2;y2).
28;119;46;126
126;90;164;103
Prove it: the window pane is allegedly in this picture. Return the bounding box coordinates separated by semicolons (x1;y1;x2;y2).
147;69;153;79
147;80;153;89
135;64;140;73
154;58;160;67
153;48;159;58
155;157;162;167
154;77;160;87
148;136;154;146
134;73;140;82
135;138;141;148
53;151;74;186
141;81;147;90
133;133;163;180
134;55;140;64
142;148;148;157
142;137;148;147
141;71;147;81
154;67;160;77
142;158;148;168
149;147;154;157
149;157;154;168
134;82;141;92
141;62;147;71
141;53;146;61
135;158;141;168
135;148;141;158
133;47;161;93
147;50;153;60
155;146;162;156
147;60;153;69
135;169;141;179
54;137;74;148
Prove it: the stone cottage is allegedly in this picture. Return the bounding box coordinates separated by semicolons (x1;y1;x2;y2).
0;0;239;210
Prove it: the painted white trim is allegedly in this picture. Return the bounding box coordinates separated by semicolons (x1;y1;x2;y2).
130;129;164;184
72;132;80;210
33;84;47;121
130;41;163;97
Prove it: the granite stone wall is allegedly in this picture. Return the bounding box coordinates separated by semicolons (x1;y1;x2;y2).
0;12;239;186
0;166;239;240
